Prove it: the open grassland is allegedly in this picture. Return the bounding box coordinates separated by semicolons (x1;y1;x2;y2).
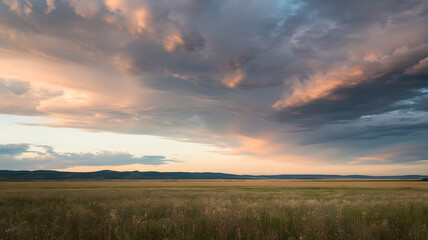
0;181;427;240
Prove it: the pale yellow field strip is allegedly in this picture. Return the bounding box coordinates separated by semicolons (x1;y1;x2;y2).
0;180;427;189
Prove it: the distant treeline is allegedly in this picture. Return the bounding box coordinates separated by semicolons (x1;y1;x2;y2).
0;170;427;181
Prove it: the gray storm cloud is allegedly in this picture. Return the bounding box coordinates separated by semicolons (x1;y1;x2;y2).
0;0;427;166
0;144;177;169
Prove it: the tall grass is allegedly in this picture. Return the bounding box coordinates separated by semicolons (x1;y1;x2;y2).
0;185;427;239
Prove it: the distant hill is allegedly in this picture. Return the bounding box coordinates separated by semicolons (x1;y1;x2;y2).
0;170;426;181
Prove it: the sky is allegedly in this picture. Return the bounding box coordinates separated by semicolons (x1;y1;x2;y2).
0;0;427;175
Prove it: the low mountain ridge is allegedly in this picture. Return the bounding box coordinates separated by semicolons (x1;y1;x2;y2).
0;170;426;180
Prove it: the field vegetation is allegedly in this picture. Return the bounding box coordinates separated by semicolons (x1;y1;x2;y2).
0;180;427;239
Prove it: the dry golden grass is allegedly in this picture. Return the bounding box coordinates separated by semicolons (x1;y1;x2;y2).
1;180;427;190
0;180;427;239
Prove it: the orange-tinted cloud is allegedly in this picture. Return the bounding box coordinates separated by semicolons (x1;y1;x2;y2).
274;44;428;110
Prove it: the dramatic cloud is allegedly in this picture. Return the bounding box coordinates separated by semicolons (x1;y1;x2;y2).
0;0;427;170
0;143;177;169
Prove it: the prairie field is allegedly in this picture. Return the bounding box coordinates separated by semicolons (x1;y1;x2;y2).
0;180;427;240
